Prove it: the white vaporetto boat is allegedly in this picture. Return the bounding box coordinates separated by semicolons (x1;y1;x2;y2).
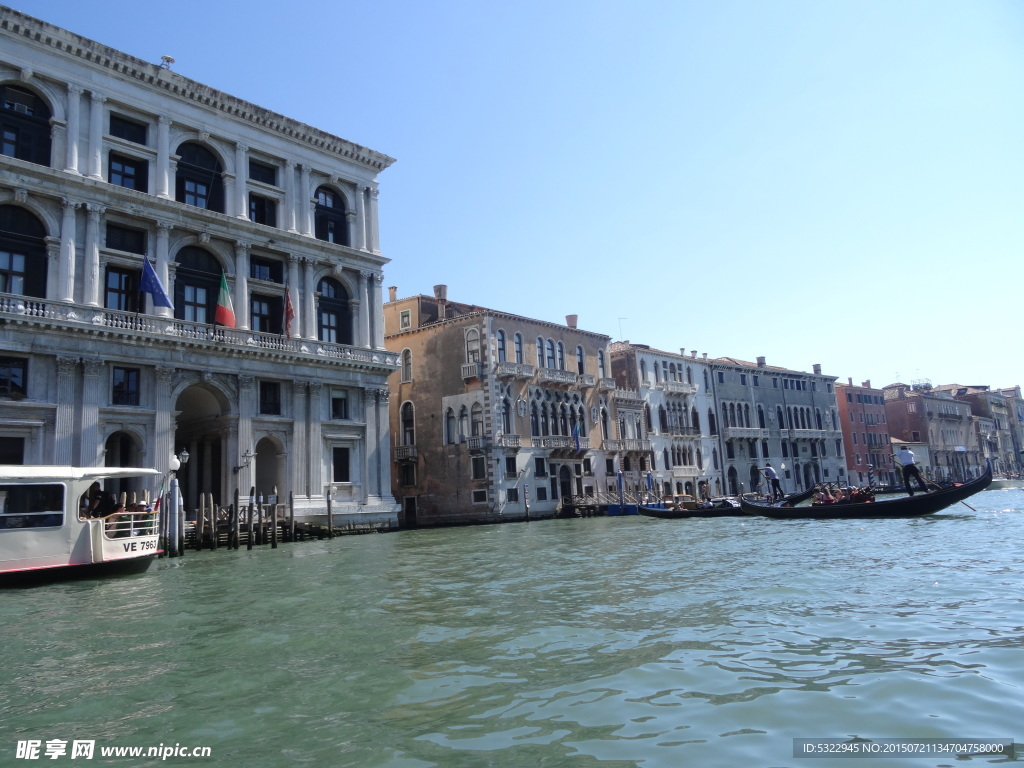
0;465;162;586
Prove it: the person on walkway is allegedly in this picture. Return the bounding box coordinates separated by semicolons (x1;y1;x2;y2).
894;446;930;496
760;462;784;501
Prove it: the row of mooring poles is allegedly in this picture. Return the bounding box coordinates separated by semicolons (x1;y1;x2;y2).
160;484;298;557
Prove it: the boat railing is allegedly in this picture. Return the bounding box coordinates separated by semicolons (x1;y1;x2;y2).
101;510;159;539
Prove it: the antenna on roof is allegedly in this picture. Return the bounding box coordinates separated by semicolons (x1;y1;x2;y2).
159;55;175;70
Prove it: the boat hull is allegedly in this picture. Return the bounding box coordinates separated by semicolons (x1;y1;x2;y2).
739;466;992;519
0;553;157;587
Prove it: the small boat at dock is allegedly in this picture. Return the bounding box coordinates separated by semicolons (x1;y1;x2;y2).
0;465;161;586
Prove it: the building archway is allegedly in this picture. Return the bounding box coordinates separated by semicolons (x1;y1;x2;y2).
253;435;285;502
174;382;231;511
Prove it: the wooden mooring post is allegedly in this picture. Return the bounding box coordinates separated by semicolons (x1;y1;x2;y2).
246;487;255;550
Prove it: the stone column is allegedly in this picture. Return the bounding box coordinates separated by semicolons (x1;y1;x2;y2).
236;375;256;491
284;160;297;233
360;271;374;348
154;222;173;318
233;241;250;329
83;204;104;307
156;117;171;198
291;380;308;497
155;366;175;476
58;199;77;302
64;84;82;174
87;92;105;180
363;389;378;500
348;301;360;349
234;143;248;218
286;254;300;338
307;381;322;498
45;239;60;307
303;257;315;340
299;165;312;235
345;210;357;249
80;358;105;466
55;356;78;465
375;388;396;505
367;187;381;254
354;185;368;251
371;273;384;349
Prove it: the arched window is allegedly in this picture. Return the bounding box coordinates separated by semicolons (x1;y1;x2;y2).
466;328;481;363
640;360;647;383
445;408;457;444
708;409;717;435
317;277;352;344
314;187;348;245
546;340;556;369
559;405;568;436
175;142;224;212
530;402;539;436
556;342;565;370
816;409;823;430
0;84;51;166
598;351;607;378
501;398;512;433
471;402;483;436
777;406;786;429
514;333;524;363
0;205;47;297
659;405;668;432
458;405;469;440
687;367;693;385
536;337;544;366
496;330;507;362
401;402;415;446
758;405;766;429
174;246;221;323
691;406;700;432
401;349;412;382
600;407;609;439
576;346;585;375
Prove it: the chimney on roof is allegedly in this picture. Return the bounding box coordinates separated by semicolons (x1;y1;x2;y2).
433;284;448;319
680;347;686;357
691;350;697;358
702;353;707;360
813;364;822;375
862;379;871;388
757;356;766;367
848;377;853;386
388;286;397;302
566;314;578;328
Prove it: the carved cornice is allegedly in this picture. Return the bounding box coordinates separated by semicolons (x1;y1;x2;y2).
0;8;395;172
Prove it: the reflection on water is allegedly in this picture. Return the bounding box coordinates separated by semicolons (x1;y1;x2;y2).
1;490;1023;767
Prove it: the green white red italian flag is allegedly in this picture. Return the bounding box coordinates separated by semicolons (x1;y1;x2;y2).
214;272;235;327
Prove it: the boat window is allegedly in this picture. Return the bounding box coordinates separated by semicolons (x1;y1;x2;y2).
0;483;64;528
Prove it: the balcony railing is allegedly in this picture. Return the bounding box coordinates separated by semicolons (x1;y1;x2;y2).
461;362;483;380
537;367;577;386
0;294;400;369
395;445;418;460
661;425;702;437
722;426;768;439
604;439;653;452
493;361;536;379
529;436;592;451
495;434;522;448
467;436;490;451
613;389;645;407
657;380;696;395
577;374;595;388
598;377;616;391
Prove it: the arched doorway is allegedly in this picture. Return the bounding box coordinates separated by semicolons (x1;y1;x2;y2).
253;436;285;503
174;383;229;511
727;466;739;495
749;466;762;495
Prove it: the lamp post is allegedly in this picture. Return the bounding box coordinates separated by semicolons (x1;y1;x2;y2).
233;448;254;475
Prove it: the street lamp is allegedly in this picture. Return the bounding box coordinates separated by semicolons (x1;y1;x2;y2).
233;448;254;474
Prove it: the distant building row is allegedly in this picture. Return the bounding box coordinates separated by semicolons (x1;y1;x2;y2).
384;286;1022;526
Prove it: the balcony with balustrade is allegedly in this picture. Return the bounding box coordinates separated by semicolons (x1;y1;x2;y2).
395;445;418;461
722;426;769;440
598;377;616;391
461;362;484;380
537;367;578;387
656;380;697;395
0;294;401;370
493;361;536;379
603;438;653;453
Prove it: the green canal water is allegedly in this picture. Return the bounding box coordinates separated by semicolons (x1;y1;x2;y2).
2;489;1023;768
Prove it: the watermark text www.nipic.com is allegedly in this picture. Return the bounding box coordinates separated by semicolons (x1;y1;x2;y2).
16;740;213;760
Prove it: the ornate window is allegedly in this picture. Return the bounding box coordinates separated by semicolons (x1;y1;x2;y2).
0;85;51;166
496;330;507;362
401;402;415;446
401;349;412;382
317;277;352;344
514;333;524;363
0;205;47;297
175;143;224;212
173;246;221;324
314;187;348;245
466;328;481;363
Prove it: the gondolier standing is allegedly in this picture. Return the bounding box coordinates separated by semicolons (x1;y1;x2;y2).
893;446;929;496
760;462;784;501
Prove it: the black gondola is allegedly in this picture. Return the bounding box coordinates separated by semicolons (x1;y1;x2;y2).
739;485;818;510
738;465;992;519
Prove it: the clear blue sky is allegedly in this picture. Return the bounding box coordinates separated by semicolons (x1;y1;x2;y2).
13;0;1023;390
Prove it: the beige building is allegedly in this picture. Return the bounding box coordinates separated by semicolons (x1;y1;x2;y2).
384;286;615;525
0;7;399;526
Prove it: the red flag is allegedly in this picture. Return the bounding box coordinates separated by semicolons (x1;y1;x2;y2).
214;272;235;328
284;285;295;337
